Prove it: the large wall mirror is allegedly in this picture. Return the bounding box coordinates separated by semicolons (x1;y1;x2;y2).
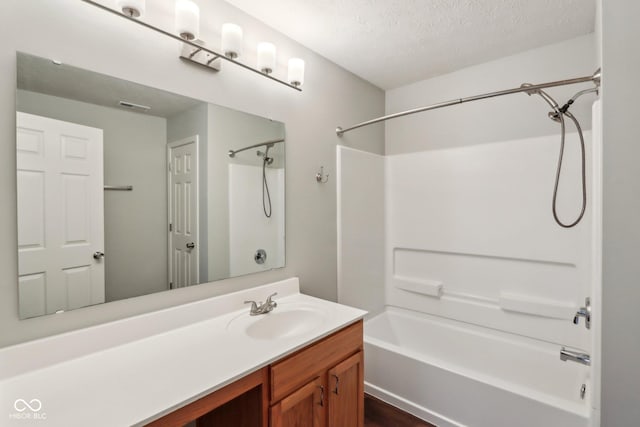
16;52;285;319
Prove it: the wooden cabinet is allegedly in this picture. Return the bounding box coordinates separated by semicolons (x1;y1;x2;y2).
328;352;364;427
270;321;364;427
146;367;269;427
147;320;363;427
270;376;326;427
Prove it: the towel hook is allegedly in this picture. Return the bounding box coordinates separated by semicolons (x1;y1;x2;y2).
316;166;329;184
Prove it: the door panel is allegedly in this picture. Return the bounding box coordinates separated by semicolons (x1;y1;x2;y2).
168;137;199;288
328;352;364;427
17;112;105;318
271;377;325;427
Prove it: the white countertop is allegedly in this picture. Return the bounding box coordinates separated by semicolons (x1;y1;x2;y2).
0;278;366;426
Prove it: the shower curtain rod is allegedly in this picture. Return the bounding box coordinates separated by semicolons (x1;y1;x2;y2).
336;69;601;136
227;138;284;158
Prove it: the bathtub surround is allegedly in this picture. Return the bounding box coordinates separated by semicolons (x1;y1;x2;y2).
0;0;383;347
338;34;602;427
339;127;598;426
336;146;385;315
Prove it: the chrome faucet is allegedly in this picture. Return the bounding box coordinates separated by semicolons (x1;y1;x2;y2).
244;292;278;316
573;297;591;329
560;347;591;366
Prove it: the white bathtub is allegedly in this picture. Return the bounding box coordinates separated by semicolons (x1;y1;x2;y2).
364;307;591;427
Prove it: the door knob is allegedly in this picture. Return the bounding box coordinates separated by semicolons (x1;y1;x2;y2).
186;242;195;249
93;251;105;260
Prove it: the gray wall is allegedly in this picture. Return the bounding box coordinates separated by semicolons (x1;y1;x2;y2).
0;0;384;347
385;34;597;154
16;90;168;303
167;102;209;281
601;1;640;425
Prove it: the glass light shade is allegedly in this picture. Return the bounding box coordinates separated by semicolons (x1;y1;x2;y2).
175;0;200;41
288;58;305;87
221;23;243;59
116;0;145;17
257;42;276;74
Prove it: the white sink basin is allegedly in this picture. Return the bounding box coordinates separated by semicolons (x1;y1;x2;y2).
227;305;327;340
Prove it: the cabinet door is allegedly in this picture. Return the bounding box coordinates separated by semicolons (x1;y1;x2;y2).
271;376;326;427
328;351;364;427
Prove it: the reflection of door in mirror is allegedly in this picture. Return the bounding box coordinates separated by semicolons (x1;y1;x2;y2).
168;137;199;288
17;112;105;318
15;52;286;319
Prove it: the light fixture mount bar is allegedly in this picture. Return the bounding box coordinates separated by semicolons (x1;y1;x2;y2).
180;41;221;71
80;0;302;92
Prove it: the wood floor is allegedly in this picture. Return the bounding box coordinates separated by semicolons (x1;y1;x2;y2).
364;394;436;427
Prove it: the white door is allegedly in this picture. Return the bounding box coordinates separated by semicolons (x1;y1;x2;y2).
168;137;199;288
17;112;105;318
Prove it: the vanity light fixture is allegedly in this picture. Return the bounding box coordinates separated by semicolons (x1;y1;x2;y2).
288;58;305;87
81;0;303;91
257;42;276;74
221;23;243;59
175;0;200;41
116;0;144;18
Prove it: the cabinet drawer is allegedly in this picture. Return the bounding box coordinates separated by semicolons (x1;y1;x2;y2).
270;320;363;403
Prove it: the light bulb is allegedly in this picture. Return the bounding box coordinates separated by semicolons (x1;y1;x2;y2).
288;58;305;87
222;23;243;59
257;42;276;74
175;0;200;41
116;0;145;18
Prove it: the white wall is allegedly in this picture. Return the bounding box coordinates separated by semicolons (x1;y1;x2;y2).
0;0;384;347
16;90;168;302
385;133;593;349
385;34;597;154
336;146;385;314
600;1;640;425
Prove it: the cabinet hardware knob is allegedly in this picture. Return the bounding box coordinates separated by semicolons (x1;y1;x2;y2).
332;374;339;394
318;385;324;407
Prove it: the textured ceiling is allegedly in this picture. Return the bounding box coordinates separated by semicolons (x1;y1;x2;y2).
225;0;595;89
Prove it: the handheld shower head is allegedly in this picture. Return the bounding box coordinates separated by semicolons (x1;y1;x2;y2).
257;149;274;165
521;83;562;122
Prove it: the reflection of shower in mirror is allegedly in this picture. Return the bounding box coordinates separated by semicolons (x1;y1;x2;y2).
14;51;286;319
228;139;284;219
258;145;275;218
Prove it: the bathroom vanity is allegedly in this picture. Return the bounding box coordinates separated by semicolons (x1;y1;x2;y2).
0;278;365;427
150;320;363;426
